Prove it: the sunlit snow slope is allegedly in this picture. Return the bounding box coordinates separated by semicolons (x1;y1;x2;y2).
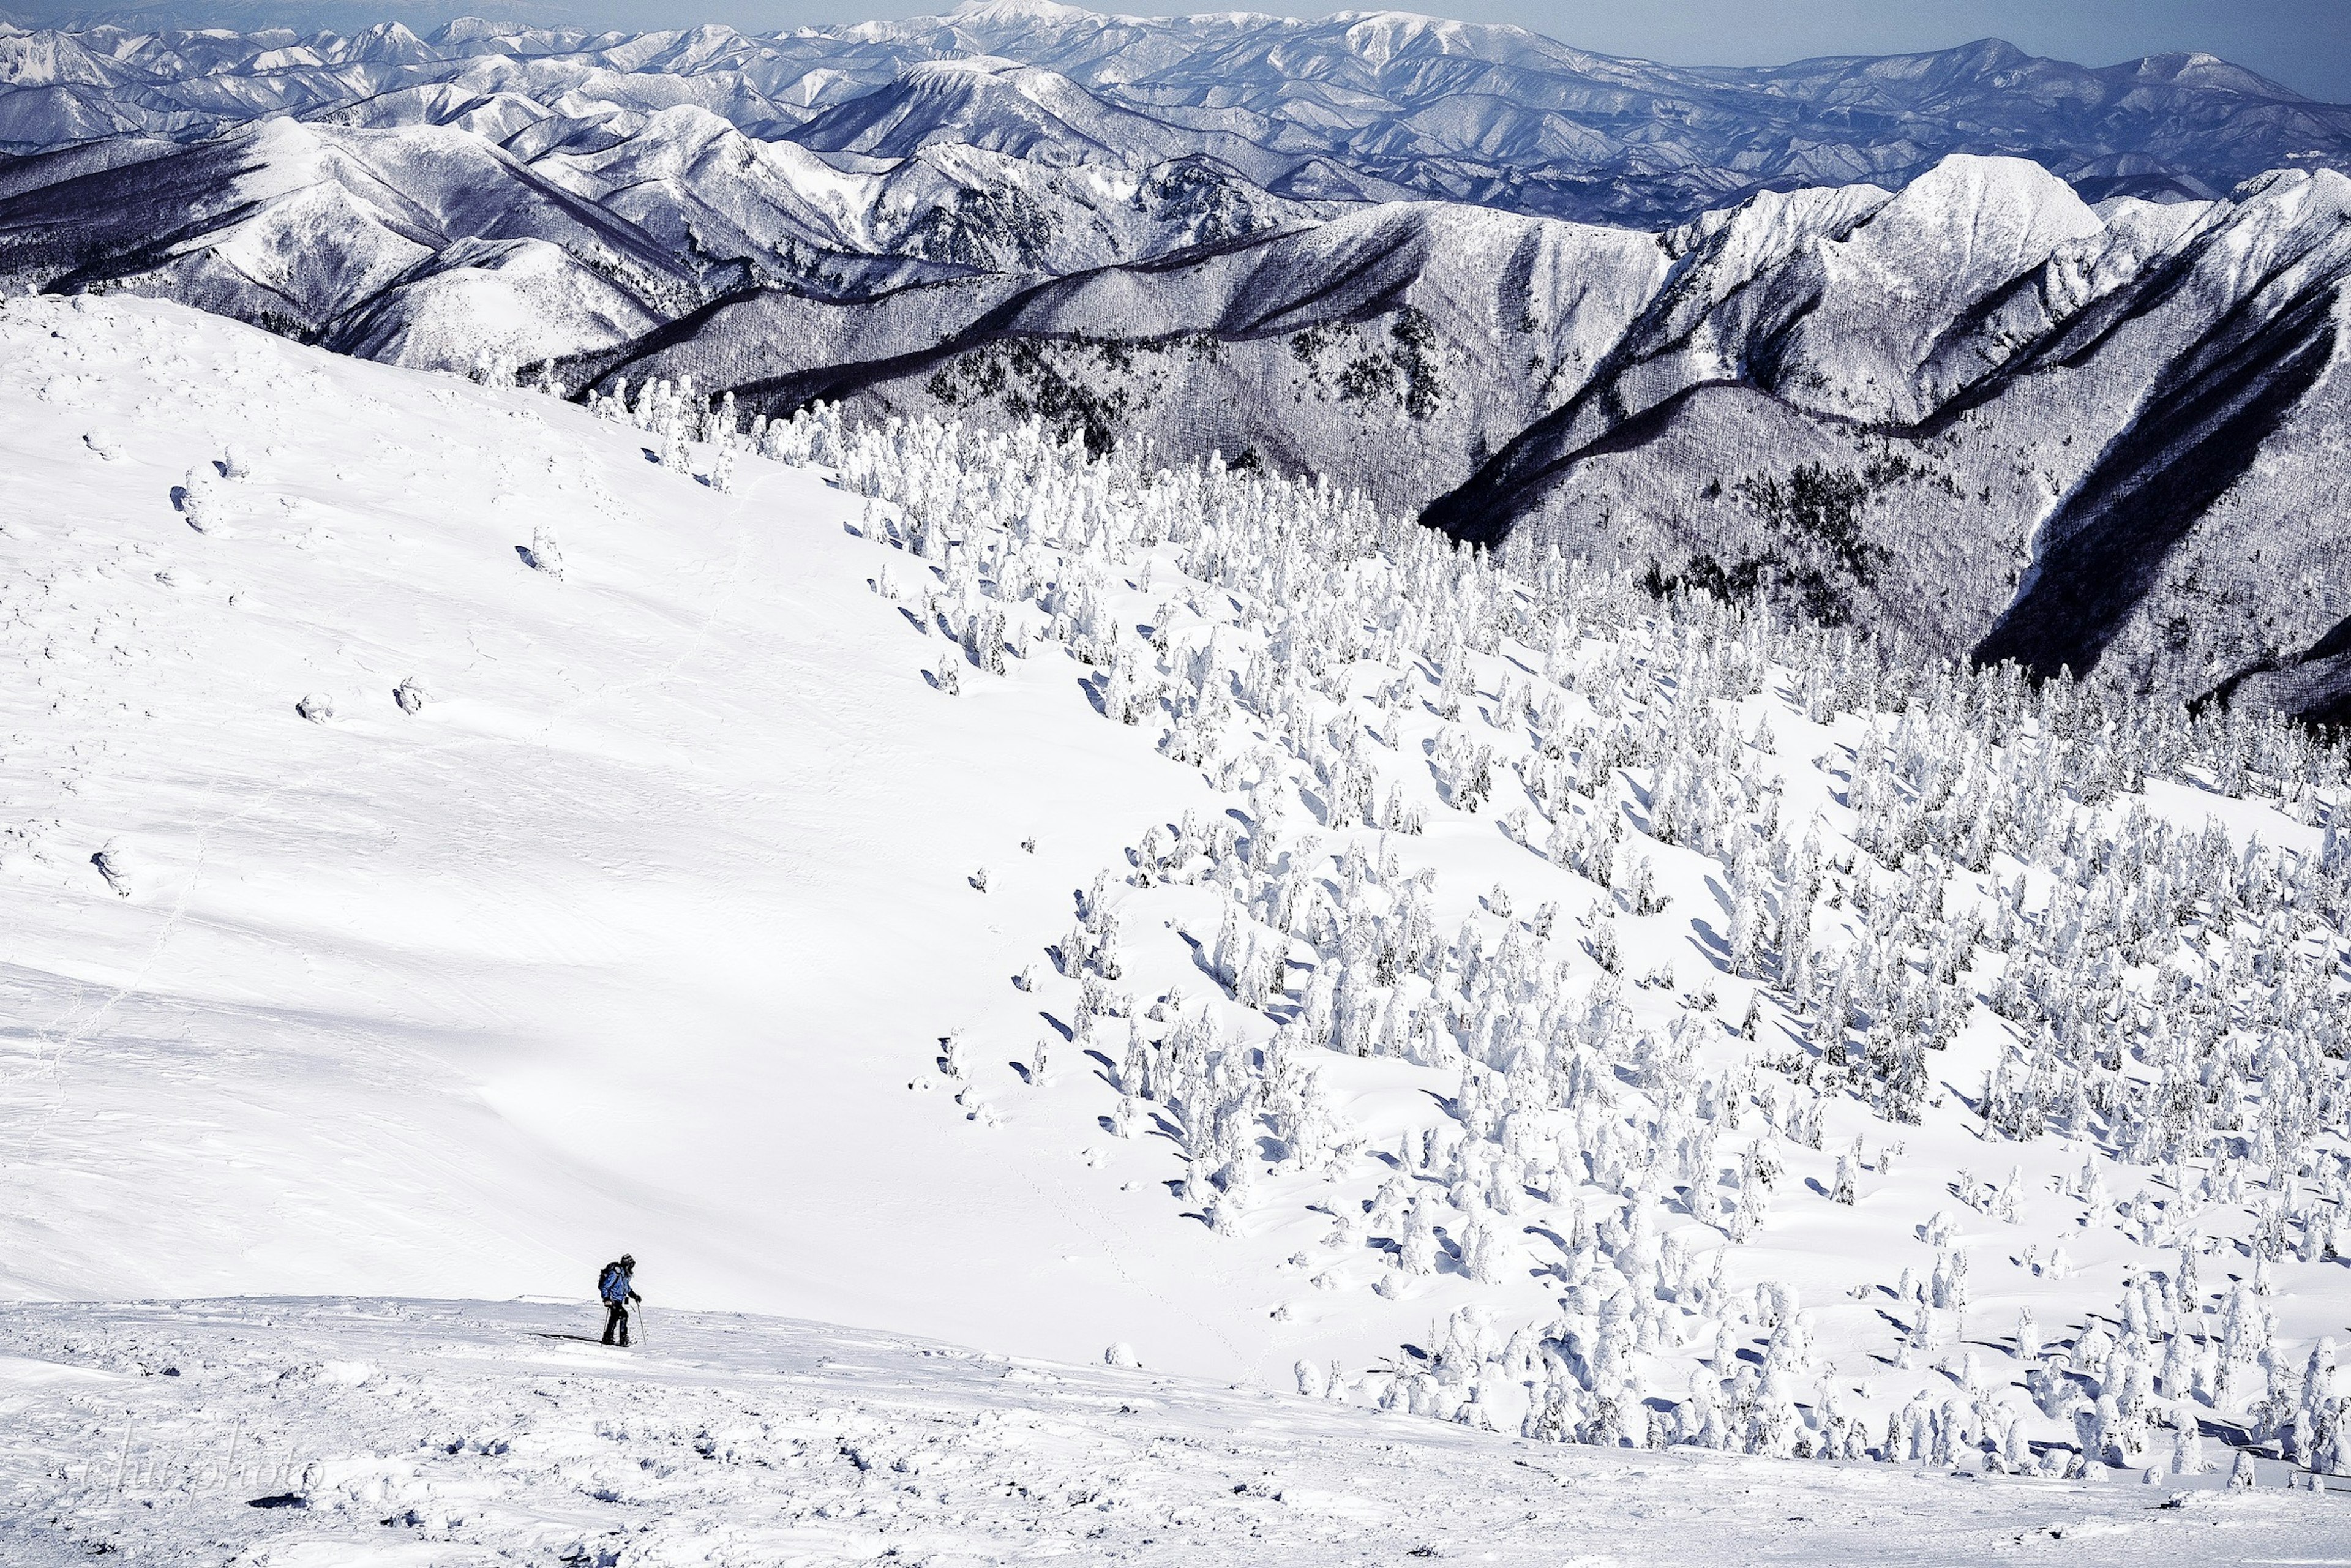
8;290;2351;1495
0;290;1274;1373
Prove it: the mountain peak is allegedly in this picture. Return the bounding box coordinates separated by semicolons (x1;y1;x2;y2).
2123;49;2304;99
948;0;1111;22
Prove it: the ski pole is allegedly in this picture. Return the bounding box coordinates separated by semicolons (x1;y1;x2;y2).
633;1303;650;1349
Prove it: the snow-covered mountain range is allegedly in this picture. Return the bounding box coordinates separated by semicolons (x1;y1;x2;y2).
2;6;2348;721
573;154;2351;727
4;2;2346;220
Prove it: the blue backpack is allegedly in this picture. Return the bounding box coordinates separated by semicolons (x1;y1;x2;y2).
599;1262;630;1305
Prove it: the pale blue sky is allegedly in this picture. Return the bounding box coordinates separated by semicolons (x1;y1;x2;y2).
17;0;2347;99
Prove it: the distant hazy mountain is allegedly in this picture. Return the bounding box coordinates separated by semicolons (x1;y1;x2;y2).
2;2;2347;718
1;2;2344;220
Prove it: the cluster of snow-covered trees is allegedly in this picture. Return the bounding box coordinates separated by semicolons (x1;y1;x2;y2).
600;384;2351;1481
588;375;742;491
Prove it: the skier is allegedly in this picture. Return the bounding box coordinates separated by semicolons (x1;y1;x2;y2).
598;1253;642;1346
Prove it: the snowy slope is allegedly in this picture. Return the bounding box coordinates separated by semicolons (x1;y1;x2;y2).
0;290;1280;1373
9;290;2351;1495
2;1296;2345;1566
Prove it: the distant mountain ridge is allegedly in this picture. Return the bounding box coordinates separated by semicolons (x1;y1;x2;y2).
0;4;2345;223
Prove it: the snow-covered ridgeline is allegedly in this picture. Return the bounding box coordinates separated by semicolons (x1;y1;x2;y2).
564;384;2351;1479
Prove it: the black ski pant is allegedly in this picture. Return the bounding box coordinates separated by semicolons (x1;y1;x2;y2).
602;1302;631;1346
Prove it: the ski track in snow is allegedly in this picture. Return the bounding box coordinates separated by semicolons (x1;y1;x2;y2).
0;1296;2342;1567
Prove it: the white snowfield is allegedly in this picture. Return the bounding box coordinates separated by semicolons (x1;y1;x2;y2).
5;290;2351;1544
0;1296;2339;1567
0;290;1259;1369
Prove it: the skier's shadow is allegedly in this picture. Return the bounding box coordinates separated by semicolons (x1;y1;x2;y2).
531;1331;615;1345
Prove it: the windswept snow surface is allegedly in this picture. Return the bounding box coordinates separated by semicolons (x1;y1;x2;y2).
8;291;2351;1514
0;290;1265;1370
1;1296;2342;1566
